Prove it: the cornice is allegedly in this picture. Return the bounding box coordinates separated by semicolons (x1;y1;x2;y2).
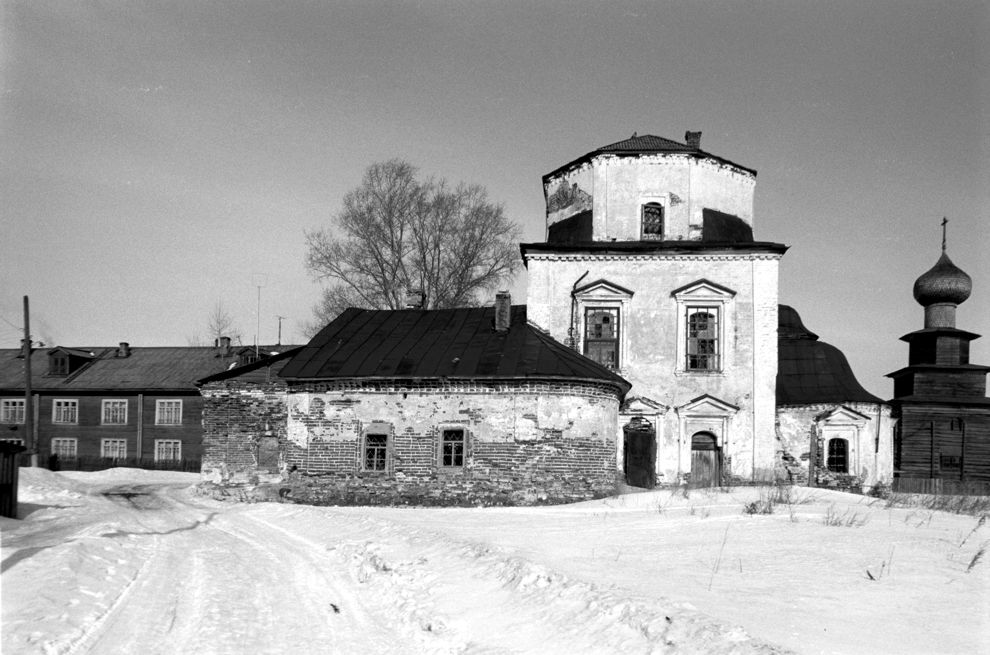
524;252;784;263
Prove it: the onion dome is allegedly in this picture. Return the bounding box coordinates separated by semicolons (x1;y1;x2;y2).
912;252;972;307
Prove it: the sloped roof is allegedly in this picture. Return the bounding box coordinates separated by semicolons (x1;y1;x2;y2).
197;347;304;385
0;345;298;392
544;133;757;181
777;305;882;405
279;305;630;394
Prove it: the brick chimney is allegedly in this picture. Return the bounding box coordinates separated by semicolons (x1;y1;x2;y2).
684;131;702;149
219;336;231;356
404;288;425;309
494;291;511;332
117;342;130;357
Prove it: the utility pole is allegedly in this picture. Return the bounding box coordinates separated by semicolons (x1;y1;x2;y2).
276;315;285;346
22;296;37;467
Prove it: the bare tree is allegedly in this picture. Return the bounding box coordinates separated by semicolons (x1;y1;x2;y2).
304;160;521;331
206;300;240;345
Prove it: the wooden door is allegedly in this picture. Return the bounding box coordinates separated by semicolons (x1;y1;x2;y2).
690;433;721;487
624;425;656;489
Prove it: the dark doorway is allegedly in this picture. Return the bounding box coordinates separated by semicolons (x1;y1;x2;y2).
624;417;656;489
690;432;721;487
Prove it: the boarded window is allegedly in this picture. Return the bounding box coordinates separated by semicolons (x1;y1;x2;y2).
364;433;388;471
584;308;619;369
442;429;466;467
827;438;848;473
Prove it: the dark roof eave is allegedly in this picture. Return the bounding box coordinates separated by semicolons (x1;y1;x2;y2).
898;327;982;342
886;364;990;378
521;241;788;261
542;149;757;182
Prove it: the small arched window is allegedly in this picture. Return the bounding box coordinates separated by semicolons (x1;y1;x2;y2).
642;203;664;240
827;438;848;473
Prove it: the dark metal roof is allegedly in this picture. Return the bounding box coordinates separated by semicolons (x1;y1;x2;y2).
521;240;787;265
0;345;299;392
197;347;304;385
777;305;882;405
279;305;630;394
543;133;757;182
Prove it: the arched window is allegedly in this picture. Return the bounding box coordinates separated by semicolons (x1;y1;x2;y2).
827;438;848;473
642;203;664;240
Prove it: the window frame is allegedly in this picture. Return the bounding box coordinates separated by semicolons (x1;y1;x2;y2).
101;438;127;460
439;427;467;469
101;399;129;425
641;201;665;240
583;306;621;370
154;439;182;462
155;399;183;426
672;280;736;376
1;399;25;424
51;437;78;459
49;354;69;376
826;438;849;473
685;306;721;371
572;279;634;372
362;432;389;472
52;399;79;424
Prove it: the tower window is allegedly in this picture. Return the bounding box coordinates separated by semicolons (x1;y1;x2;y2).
642;203;664;240
584;308;620;369
686;308;720;371
827;438;848;473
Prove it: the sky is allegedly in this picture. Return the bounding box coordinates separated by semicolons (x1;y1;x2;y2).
1;0;987;398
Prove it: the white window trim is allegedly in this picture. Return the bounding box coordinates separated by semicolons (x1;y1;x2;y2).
52;398;79;424
155;399;183;426
101;438;127;459
672;280;736;376
101;399;128;425
438;426;468;469
573;279;634;371
51;437;78;458
154;439;182;462
1;398;25;424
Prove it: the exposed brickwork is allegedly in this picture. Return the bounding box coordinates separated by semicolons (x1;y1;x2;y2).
201;378;622;506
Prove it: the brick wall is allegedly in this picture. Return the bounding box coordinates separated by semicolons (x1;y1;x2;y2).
201;378;622;506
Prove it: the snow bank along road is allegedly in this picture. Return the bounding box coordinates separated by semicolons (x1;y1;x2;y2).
2;471;787;655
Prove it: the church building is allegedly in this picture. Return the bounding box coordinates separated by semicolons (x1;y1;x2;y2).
888;227;990;489
198;131;894;503
522;132;786;486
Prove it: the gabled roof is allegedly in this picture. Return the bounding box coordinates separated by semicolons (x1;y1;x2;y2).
0;345;299;392
777;305;882;405
279;305;630;395
544;133;757;181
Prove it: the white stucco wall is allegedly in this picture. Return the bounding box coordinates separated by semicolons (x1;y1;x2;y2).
525;251;781;483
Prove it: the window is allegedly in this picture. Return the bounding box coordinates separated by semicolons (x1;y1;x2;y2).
441;429;466;467
50;354;69;376
52;438;77;459
1;399;25;424
101;438;127;460
940;452;961;470
642;202;664;240
686;308;720;371
155;439;182;461
102;399;128;425
364;433;388;471
155;400;182;425
52;399;78;424
584;308;620;369
827;438;848;473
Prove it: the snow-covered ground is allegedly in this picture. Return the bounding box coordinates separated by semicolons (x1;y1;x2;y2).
2;469;987;654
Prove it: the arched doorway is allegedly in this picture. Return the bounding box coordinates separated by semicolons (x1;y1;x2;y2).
623;417;656;489
690;432;721;487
